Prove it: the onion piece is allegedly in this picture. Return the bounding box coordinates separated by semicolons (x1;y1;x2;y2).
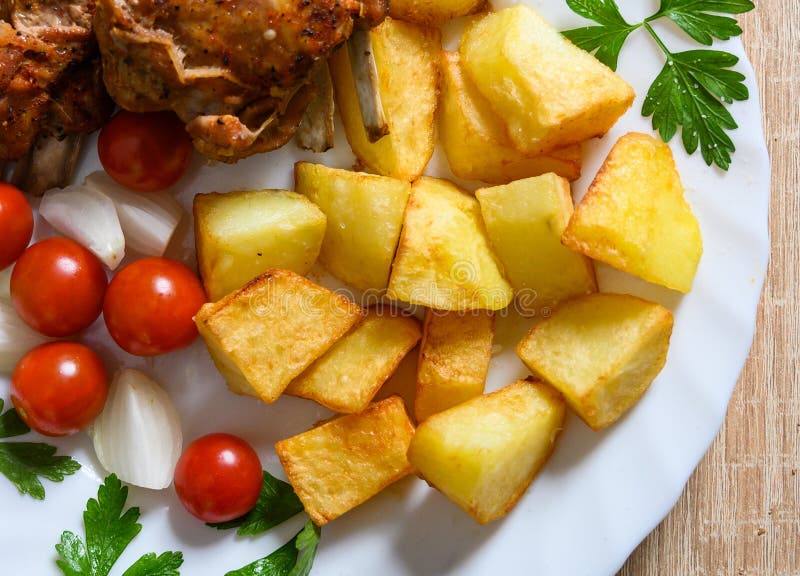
84;172;184;257
0;300;50;373
92;369;183;490
39;184;125;269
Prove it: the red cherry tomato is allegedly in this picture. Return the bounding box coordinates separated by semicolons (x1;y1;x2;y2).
0;183;34;270
174;433;263;523
11;238;108;337
98;110;193;192
103;258;206;356
11;342;108;437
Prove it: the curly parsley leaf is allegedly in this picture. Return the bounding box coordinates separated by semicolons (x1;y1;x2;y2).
55;474;184;576
651;0;755;45
122;552;184;576
0;442;81;499
643;47;748;170
226;520;321;576
0;398;29;439
209;471;304;536
562;0;640;70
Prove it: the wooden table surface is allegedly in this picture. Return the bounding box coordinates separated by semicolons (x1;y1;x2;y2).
619;5;799;576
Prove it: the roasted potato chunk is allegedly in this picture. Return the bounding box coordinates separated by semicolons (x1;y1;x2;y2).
195;270;365;404
476;174;596;311
294;162;411;291
286;310;422;413
562;133;703;293
516;293;674;430
194;190;326;301
390;0;486;25
329;17;440;181
387;177;513;311
276;396;415;525
415;309;494;422
460;6;634;155
439;51;582;184
408;380;566;524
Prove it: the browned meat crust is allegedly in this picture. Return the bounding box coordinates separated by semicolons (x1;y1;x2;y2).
94;0;387;162
0;1;112;161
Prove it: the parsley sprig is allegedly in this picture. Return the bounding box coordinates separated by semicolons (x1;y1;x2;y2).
563;0;755;170
209;470;304;536
210;470;320;575
55;474;184;576
0;398;80;499
226;520;321;576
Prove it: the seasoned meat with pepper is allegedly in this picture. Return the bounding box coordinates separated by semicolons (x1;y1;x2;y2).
94;0;388;162
0;0;112;161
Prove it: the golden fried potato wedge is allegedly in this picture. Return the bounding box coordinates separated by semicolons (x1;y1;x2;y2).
516;293;673;430
194;190;326;301
276;396;415;525
408;380;566;524
415;309;494;422
294;162;410;291
329;18;440;181
562;133;703;293
195;270;365;404
460;6;634;155
387;177;513;311
286;310;422;413
439;51;582;184
476;174;596;311
390;0;487;25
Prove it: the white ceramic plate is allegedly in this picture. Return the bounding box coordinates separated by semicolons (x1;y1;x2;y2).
0;1;769;574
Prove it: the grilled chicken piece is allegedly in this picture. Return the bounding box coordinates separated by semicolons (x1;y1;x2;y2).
94;0;388;163
0;1;113;193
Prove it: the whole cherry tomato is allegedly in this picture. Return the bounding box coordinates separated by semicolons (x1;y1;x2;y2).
11;238;108;337
11;342;108;437
103;257;206;356
98;110;193;192
174;433;263;523
0;183;34;270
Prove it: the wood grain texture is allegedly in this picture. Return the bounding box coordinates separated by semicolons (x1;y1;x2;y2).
619;5;800;576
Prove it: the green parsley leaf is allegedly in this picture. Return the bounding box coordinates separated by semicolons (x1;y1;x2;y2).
122;552;185;576
0;442;80;499
563;0;640;70
288;522;321;576
226;520;321;576
643;48;747;170
0;398;30;439
55;474;184;576
650;0;755;45
208;471;304;536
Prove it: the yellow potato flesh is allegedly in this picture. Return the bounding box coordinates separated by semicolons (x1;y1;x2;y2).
476;173;596;310
460;6;634;155
294;162;410;291
276;396;415;525
194;190;326;301
408;380;566;524
516;293;674;430
387;177;513;311
562;132;703;293
439;50;582;184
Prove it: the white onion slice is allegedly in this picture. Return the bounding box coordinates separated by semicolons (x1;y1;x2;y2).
40;184;125;269
84;172;183;257
92;369;183;490
0;300;50;373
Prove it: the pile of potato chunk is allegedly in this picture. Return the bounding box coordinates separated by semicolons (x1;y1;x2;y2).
192;3;703;528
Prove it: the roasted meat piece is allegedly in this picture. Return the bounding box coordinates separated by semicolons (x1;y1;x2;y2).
0;0;113;193
94;0;388;162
